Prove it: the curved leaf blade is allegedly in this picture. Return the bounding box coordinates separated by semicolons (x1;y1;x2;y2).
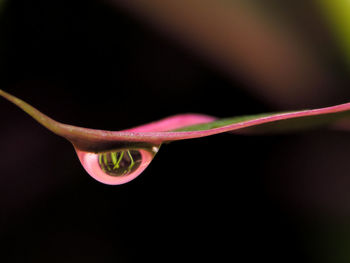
1;89;350;153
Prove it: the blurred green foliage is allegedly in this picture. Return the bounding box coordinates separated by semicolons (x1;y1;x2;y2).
317;0;350;64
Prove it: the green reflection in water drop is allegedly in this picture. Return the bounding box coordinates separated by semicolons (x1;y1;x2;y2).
98;150;143;177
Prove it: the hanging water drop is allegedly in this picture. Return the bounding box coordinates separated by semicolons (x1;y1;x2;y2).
75;146;160;185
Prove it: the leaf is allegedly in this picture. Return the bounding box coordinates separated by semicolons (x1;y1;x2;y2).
3;89;350;184
1;89;350;153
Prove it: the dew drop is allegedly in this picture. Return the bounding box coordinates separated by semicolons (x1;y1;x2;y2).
75;146;160;185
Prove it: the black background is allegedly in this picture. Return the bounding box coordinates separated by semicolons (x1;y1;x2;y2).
1;1;350;262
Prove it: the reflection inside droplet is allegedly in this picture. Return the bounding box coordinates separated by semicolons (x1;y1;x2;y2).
75;146;160;185
98;150;142;177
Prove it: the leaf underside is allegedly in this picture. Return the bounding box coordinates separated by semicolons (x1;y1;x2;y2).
1;89;350;152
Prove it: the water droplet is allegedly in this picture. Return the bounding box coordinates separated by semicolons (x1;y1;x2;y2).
75;146;160;185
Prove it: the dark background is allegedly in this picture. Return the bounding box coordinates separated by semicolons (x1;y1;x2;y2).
1;0;350;262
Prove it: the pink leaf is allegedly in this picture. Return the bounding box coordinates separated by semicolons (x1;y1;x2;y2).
1;89;350;184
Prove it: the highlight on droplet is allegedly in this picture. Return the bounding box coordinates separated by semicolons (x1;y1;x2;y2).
75;146;160;185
